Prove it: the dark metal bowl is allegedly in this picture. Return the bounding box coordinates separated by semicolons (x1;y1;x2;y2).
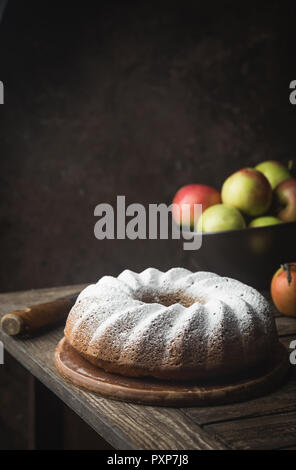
183;221;296;289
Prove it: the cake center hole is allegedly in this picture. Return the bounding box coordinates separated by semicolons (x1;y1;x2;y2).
138;291;204;308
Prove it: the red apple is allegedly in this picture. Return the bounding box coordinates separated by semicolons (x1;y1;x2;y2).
271;263;296;316
172;184;221;227
221;168;272;216
274;178;296;222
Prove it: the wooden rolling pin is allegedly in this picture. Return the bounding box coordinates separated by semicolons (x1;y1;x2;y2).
0;293;79;336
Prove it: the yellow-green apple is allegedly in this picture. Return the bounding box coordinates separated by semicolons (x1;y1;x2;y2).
255;160;291;189
273;178;296;222
196;204;246;232
249;216;282;228
172;184;221;227
271;263;296;316
221;168;272;216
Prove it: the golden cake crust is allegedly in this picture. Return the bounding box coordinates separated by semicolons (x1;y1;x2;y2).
64;268;278;382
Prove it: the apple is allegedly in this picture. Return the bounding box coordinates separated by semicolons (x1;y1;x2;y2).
196;204;246;232
221;168;272;217
255;160;292;189
273;178;296;222
172;184;221;227
271;263;296;316
249;216;282;228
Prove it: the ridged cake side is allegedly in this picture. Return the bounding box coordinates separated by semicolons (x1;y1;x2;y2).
64;268;278;381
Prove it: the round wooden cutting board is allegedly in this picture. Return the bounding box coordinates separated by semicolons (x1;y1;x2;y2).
55;337;289;407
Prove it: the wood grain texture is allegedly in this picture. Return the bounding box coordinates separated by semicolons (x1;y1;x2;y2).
205;412;296;450
181;300;296;449
276;316;296;336
182;336;296;427
0;286;295;450
183;377;296;427
0;286;227;450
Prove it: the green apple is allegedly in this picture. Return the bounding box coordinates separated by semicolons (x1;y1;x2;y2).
255;160;291;190
249;216;282;228
221;168;272;216
197;204;246;232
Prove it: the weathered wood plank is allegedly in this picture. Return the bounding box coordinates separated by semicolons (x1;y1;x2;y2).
276;316;296;337
0;287;227;450
1;286;295;450
183;376;296;427
0;284;86;311
205;411;296;450
183;335;296;426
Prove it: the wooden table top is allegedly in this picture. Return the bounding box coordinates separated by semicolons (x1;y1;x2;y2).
0;285;295;450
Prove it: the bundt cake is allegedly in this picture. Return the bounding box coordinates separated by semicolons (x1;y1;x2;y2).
64;268;279;382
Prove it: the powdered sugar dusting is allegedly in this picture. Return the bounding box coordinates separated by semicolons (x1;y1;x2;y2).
64;267;277;380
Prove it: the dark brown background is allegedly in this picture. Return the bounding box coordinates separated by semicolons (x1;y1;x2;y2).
0;0;295;292
0;0;296;451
